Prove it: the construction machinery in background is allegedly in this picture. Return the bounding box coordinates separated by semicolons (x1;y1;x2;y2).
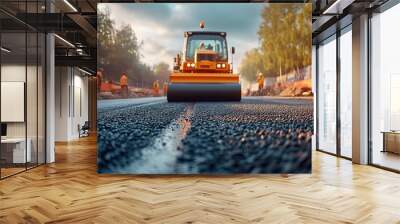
167;21;241;102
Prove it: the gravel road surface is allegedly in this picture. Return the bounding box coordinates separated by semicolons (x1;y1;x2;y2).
97;97;313;174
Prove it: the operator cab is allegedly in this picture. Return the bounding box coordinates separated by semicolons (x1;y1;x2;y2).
175;32;231;73
186;32;228;62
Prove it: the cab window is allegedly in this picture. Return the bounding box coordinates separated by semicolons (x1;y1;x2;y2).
186;34;228;60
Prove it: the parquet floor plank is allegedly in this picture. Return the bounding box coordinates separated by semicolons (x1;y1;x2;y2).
0;136;399;223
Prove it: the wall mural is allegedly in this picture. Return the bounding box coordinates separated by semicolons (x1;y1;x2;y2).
97;3;313;174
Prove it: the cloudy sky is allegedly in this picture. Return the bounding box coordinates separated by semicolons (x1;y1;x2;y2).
98;3;267;72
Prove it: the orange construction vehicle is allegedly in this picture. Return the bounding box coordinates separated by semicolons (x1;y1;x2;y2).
163;81;168;96
167;21;241;102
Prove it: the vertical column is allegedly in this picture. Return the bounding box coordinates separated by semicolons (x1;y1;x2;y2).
54;67;73;141
336;30;341;156
312;45;317;151
46;0;55;163
88;77;97;133
352;14;369;164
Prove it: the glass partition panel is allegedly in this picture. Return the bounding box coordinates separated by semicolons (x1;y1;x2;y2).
27;31;38;169
339;28;352;158
0;1;46;179
38;33;46;165
317;36;337;154
1;31;27;177
371;4;400;171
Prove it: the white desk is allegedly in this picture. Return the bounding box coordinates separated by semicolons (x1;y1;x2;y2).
1;138;31;163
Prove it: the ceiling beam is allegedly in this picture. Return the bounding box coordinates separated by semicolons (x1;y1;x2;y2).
12;13;81;32
55;55;96;71
67;13;97;39
323;0;356;14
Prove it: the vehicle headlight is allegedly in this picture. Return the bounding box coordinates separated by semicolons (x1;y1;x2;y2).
222;64;226;68
217;64;221;68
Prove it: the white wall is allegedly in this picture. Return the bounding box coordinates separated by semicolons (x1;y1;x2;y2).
1;63;46;164
72;73;89;138
1;65;26;138
1;65;26;81
55;67;89;141
55;67;69;141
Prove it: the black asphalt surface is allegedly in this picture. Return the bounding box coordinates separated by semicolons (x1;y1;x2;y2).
97;97;313;174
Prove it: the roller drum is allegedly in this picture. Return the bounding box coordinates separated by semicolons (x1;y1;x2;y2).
167;83;241;102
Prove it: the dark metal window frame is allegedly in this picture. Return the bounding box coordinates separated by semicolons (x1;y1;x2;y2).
367;0;400;173
315;0;400;173
0;0;48;180
315;23;353;161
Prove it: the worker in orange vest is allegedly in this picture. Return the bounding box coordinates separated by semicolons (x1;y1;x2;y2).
120;73;128;98
256;72;265;94
163;81;168;96
153;80;160;96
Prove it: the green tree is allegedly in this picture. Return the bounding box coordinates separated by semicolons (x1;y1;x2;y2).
256;3;312;77
98;7;152;87
239;49;264;82
110;24;140;82
97;8;115;79
153;62;171;82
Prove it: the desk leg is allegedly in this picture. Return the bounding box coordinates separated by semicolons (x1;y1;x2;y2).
382;133;386;153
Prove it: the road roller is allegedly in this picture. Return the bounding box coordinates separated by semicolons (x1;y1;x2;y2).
167;21;241;102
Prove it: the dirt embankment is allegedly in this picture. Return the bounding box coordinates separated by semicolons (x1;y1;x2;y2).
279;79;312;97
249;79;313;97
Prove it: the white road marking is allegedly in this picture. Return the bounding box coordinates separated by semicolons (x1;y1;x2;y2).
116;104;194;174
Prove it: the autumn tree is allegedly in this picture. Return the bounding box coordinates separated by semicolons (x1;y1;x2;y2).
239;49;264;82
258;3;311;76
239;4;312;81
97;8;114;78
153;62;170;82
108;24;140;82
98;7;165;88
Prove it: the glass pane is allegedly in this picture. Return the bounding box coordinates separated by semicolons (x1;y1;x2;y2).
38;33;46;165
1;31;27;177
27;31;38;169
340;29;352;158
371;4;400;171
317;37;337;154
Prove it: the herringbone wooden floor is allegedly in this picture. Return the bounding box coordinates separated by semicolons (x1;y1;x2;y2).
1;136;400;224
